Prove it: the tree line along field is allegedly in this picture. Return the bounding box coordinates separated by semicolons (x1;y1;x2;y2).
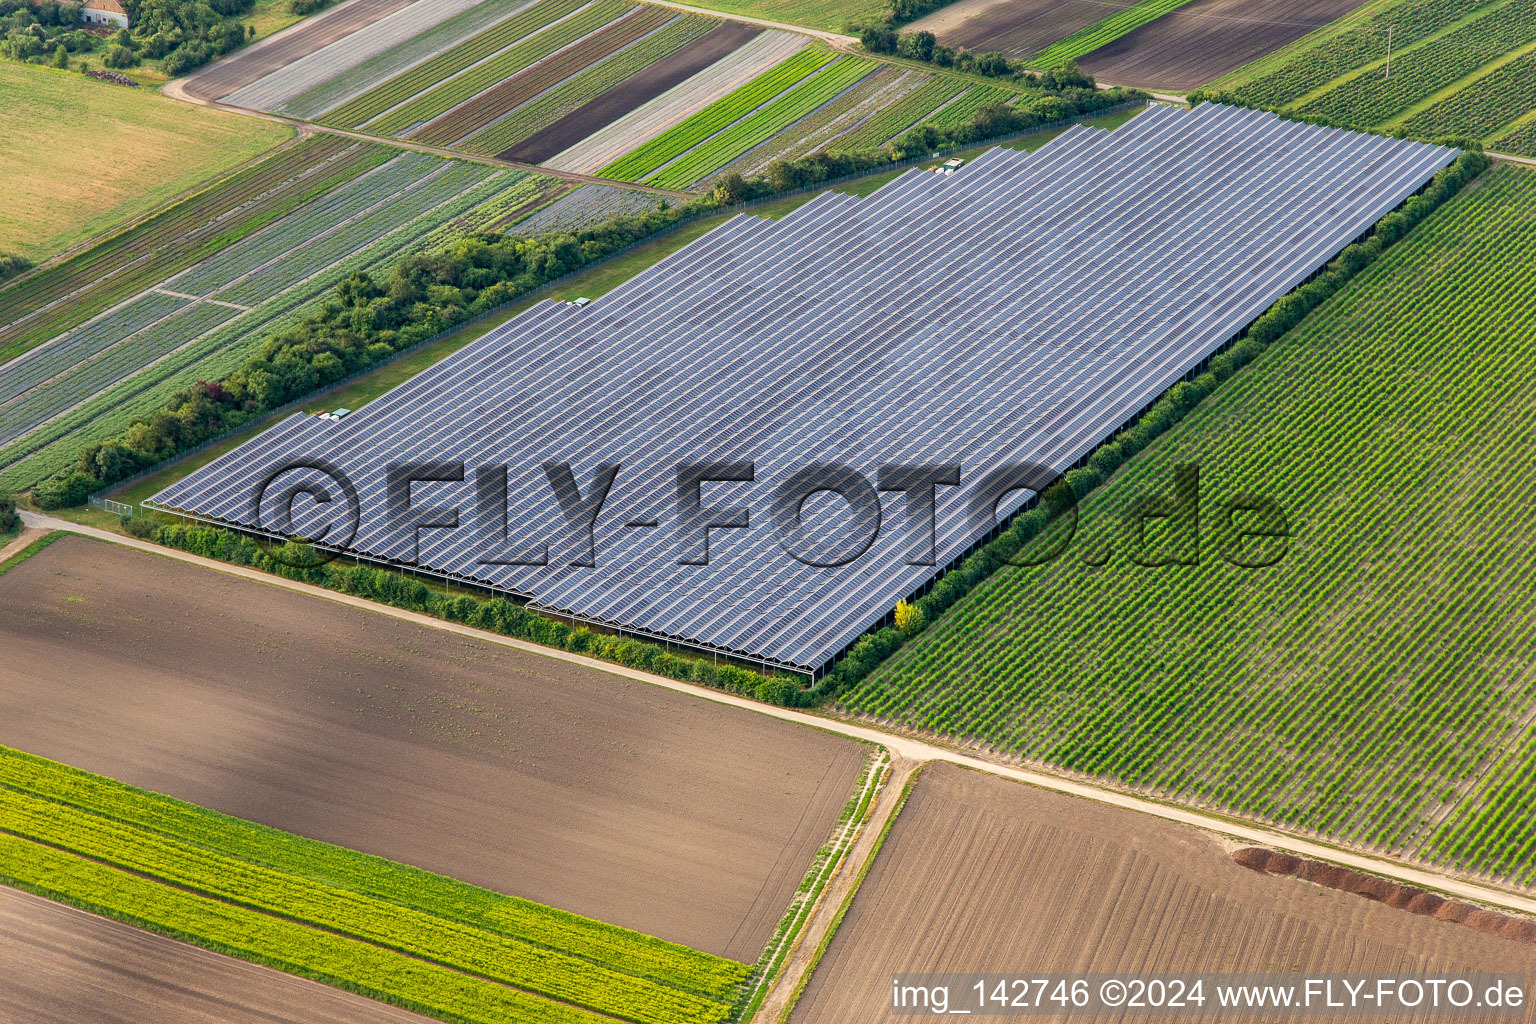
0;746;751;1024
0;137;582;494
1213;0;1536;154
841;165;1536;887
0;63;290;263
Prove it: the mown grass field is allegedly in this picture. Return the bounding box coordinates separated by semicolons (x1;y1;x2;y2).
0;744;752;1024
0;64;290;262
843;165;1536;884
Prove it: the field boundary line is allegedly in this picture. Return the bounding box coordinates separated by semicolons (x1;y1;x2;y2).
23;510;1536;921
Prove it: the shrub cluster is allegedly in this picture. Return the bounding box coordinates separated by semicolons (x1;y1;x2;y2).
0;251;30;284
149;522;803;702
859;26;1096;89
0;2;95;64
799;149;1490;706
0;0;257;74
0;493;18;534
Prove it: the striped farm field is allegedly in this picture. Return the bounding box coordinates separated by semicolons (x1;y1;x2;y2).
924;84;1016;131
0;136;390;366
0;745;751;1024
1493;115;1536;156
0;152;565;492
373;0;637;137
319;0;592;129
645;56;879;189
457;13;721;157
841;165;1536;884
833;75;968;150
279;0;533;121
222;0;490;113
412;5;679;147
714;67;926;177
1400;47;1536;138
600;46;836;181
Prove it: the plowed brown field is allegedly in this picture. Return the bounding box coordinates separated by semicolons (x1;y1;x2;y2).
911;0;1137;59
0;536;865;961
791;763;1536;1023
0;886;431;1024
1077;0;1370;90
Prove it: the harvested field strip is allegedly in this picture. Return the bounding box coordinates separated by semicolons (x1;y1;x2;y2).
182;0;418;101
1295;0;1536;128
841;165;1536;877
1023;0;1197;66
0;786;743;1023
1221;0;1495;107
833;75;963;150
0;746;750;1012
716;67;922;176
644;57;878;189
224;0;491;113
0;138;392;365
370;0;633;138
601;46;835;181
280;0;535;120
491;19;754;163
460;13;718;158
0;835;619;1024
322;0;592;129
1400;47;1536;137
416;6;678;148
541;28;805;173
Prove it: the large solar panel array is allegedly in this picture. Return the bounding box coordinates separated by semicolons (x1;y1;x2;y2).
150;103;1456;674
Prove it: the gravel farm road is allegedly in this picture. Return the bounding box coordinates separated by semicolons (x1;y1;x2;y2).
22;509;1536;922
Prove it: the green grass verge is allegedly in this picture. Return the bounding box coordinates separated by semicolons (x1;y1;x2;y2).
0;745;750;1022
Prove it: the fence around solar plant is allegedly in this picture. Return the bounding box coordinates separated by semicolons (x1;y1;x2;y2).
147;104;1457;675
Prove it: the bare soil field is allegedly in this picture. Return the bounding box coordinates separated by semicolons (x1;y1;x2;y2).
502;21;762;164
181;0;418;101
912;0;1136;59
791;763;1536;1023
1077;0;1370;90
0;537;865;961
0;886;430;1024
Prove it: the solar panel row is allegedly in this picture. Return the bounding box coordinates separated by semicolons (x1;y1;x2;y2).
149;104;1456;674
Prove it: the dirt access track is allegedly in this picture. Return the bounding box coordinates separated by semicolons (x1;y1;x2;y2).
0;536;865;962
792;763;1536;1023
0;886;430;1024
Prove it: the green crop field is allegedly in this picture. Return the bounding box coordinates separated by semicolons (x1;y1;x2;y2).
0;745;751;1024
841;165;1536;883
0;63;290;262
1214;0;1536;146
677;0;883;34
834;76;967;150
646;57;878;189
1024;0;1197;68
601;46;837;182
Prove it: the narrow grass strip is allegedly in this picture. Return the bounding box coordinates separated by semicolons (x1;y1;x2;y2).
1024;0;1196;69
